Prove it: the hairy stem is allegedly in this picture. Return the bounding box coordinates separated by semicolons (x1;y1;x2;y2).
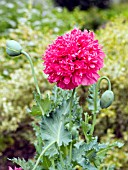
51;159;55;169
59;147;64;168
90;113;97;135
69;142;72;163
82;113;89;143
90;84;98;135
69;88;76;129
90;76;112;135
98;76;111;91
69;88;75;163
21;50;41;96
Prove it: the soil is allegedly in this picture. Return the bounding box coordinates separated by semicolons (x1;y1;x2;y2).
0;122;36;170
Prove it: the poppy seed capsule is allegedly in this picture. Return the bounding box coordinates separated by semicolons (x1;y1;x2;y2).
6;40;22;57
100;90;114;109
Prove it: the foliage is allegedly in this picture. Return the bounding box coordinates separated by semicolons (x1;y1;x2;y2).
80;3;128;30
0;0;26;34
9;85;123;170
10;158;38;170
1;0;128;36
28;3;128;32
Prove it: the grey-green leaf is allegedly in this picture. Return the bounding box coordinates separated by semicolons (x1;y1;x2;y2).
41;109;72;146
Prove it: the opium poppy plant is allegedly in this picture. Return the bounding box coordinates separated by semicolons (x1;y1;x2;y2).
6;29;123;170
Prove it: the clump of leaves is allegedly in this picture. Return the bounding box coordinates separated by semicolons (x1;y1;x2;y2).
10;85;123;170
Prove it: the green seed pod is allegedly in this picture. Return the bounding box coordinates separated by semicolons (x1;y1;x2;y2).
6;40;22;56
100;90;114;109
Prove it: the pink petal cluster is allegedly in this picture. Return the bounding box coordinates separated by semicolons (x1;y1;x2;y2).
8;166;22;170
43;28;105;90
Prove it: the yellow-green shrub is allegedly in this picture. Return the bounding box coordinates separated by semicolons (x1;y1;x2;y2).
95;17;128;169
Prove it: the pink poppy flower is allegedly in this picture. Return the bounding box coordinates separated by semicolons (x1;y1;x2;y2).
8;166;22;170
43;28;105;90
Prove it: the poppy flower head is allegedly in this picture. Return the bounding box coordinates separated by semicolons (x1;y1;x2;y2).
43;28;105;90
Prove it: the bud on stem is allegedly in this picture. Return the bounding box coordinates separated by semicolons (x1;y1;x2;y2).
6;40;22;56
97;76;114;109
100;90;114;109
6;40;41;97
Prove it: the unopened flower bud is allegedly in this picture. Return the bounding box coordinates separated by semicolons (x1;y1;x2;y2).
6;40;22;56
100;90;114;109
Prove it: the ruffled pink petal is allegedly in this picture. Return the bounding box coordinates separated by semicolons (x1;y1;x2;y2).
8;167;22;170
43;28;105;90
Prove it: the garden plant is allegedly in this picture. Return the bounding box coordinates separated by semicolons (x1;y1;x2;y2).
6;28;123;170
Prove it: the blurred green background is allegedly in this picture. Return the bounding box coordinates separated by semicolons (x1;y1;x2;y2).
0;0;128;169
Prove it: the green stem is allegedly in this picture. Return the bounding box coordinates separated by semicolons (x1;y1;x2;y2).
90;84;98;135
82;113;89;143
90;113;97;135
90;76;112;135
69;88;75;164
69;142;72;163
32;141;55;170
33;91;45;116
57;145;64;168
84;112;88;124
97;76;111;91
59;148;64;168
83;130;89;143
69;88;76;129
21;50;41;97
51;159;55;169
66;146;68;156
